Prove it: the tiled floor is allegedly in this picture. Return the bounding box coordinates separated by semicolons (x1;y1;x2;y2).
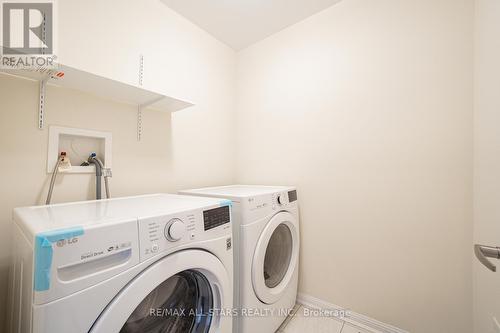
277;305;374;333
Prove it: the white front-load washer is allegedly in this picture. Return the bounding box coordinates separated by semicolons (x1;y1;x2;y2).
8;194;234;333
179;185;300;333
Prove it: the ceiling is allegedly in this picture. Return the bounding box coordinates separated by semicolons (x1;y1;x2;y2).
161;0;343;51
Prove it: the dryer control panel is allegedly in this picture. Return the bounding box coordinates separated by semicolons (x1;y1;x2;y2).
241;189;298;223
273;189;298;210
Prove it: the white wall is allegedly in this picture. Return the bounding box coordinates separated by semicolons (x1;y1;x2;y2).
0;1;236;327
236;0;473;332
0;0;479;331
473;1;500;332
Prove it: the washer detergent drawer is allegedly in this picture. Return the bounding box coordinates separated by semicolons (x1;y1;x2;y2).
33;218;140;305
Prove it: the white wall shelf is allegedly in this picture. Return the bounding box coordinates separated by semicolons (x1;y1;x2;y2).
0;64;194;139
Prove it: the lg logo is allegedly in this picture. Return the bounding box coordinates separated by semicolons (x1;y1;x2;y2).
56;237;78;247
1;2;53;55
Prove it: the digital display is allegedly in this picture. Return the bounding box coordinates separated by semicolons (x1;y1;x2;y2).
288;190;298;202
203;206;230;231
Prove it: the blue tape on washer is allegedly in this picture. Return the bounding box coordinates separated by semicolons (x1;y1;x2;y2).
34;226;84;292
220;199;232;207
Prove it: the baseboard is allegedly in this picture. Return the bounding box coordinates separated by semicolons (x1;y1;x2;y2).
296;293;409;333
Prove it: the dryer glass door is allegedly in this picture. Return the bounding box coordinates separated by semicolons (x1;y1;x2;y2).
120;270;213;333
263;224;293;289
252;211;299;304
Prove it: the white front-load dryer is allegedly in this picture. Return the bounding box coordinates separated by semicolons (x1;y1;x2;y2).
179;185;300;333
8;194;234;333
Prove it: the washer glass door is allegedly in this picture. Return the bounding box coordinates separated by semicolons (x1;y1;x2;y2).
121;270;213;333
90;249;231;333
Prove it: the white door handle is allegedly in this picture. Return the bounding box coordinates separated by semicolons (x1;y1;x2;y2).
475;244;500;272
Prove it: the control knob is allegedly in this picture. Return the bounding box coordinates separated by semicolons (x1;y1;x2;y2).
277;193;289;205
165;218;186;242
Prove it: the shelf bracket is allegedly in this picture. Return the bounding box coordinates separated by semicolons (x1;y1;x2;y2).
138;54;144;87
137;96;164;141
38;75;50;130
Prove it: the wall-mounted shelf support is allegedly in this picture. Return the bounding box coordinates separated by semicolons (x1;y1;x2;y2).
137;106;142;141
38;75;50;130
137;96;164;141
139;54;144;87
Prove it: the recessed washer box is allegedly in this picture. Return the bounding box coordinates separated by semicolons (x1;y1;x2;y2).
47;126;112;174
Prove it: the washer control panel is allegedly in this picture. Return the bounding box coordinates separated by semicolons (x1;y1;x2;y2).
138;205;231;262
203;205;231;231
138;212;197;261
